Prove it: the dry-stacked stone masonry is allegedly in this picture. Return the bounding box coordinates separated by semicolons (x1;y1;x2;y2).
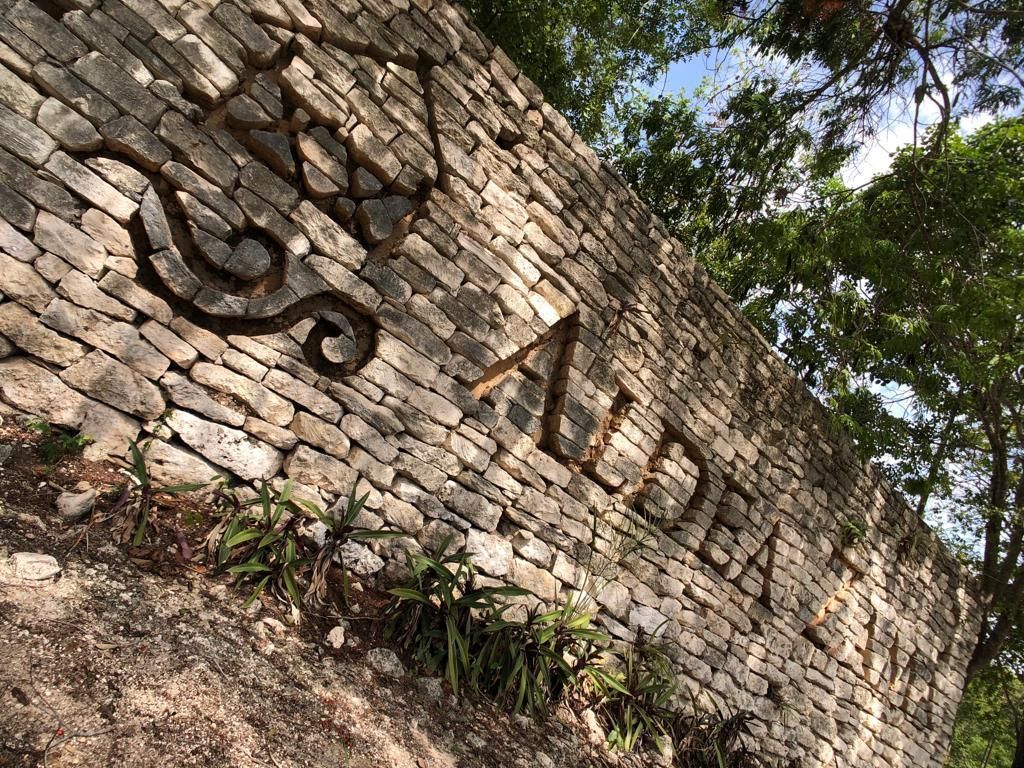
0;0;981;764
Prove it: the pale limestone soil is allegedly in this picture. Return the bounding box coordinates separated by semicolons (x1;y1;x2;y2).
0;435;637;768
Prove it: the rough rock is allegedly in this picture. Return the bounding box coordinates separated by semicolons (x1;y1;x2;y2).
165;409;284;481
57;487;97;522
8;552;61;581
365;648;405;679
60;350;165;420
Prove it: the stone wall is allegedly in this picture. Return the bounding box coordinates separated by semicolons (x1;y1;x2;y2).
0;0;980;764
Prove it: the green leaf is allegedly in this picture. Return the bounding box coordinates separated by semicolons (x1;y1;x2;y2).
227;562;273;574
387;588;432;604
156;482;208;494
243;576;270;608
225;529;263;548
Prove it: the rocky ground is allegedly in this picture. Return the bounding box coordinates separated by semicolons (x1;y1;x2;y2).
0;415;641;768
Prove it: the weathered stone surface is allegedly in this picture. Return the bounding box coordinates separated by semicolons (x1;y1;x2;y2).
7;0;87;63
441;482;502;532
73;52;165;128
61;350;165;420
244;416;298;450
0;357;89;427
290;411;349;458
284;444;357;496
248;129;295;177
81;209;133;258
0;250;55;312
365;647;404;679
161;371;245;427
166;408;283;481
235;188;308;255
0;218;38;261
465;529;513;577
41;299;170;380
144;438;224;491
57;487;97;522
0;301;85;366
85;157;149;202
44;152;137;224
210;1;280;66
290;200;365;271
78;402;142;462
33;211;107;277
191;361;294;426
32;61;120;127
58;270;136;322
264;368;341;422
99;271;173;324
225;239;272;280
239;161;299;213
8;552;60;581
0;61;43;118
346;124;400;184
0;102;55;165
100;115;171;171
169;317;228;361
162;161;245;229
37;98;102;152
140;320;199;369
157;111;237;192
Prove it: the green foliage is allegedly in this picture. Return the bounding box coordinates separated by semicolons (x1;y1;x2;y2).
725;117;1024;676
26;418;93;467
208;479;401;619
468;0;1022;268
593;630;676;753
948;666;1022;768
212;479;308;613
109;440;208;545
671;696;768;768
461;0;712;143
840;517;869;548
306;484;405;606
384;544;769;764
475;597;613;719
385;537;529;691
385;541;617;719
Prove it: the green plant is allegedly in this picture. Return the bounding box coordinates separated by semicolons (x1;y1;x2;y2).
840;517;869;548
671;694;768;768
110;440;208;545
385;537;527;691
211;479;308;614
898;528;936;562
26;418;93;467
594;630;676;753
475;596;614;719
306;485;405;606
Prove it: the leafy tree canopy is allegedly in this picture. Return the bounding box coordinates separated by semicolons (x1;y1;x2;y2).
468;0;1023;259
694;117;1024;677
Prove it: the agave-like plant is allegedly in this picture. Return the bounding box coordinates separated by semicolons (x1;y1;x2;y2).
476;595;615;719
110;439;209;545
592;629;677;753
213;479;308;613
670;692;768;768
305;484;405;606
384;536;528;691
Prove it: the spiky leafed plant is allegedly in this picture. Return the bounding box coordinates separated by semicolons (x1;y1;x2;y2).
305;484;405;606
594;629;677;753
475;595;615;719
110;439;208;545
384;537;528;692
213;479;308;614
